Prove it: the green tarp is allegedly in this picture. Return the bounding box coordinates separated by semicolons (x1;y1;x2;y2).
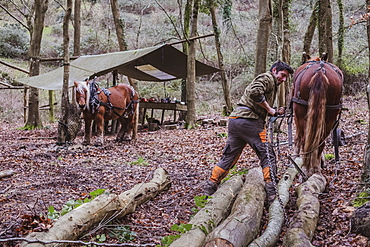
17;44;220;90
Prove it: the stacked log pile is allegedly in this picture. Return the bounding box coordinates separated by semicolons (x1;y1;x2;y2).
170;158;328;247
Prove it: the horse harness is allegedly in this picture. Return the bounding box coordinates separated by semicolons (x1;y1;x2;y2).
89;81;138;118
289;60;344;161
291;60;343;111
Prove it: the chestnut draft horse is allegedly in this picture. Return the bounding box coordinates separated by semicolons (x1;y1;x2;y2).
291;53;343;176
74;80;139;146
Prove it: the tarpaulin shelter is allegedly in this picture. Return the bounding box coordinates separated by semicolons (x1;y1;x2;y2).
17;44;220;90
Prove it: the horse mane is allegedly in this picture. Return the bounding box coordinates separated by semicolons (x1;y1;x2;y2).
75;81;91;110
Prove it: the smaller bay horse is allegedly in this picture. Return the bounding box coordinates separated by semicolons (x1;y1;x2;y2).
291;53;343;176
74;80;139;146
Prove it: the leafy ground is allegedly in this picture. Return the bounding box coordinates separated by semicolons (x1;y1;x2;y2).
0;95;369;246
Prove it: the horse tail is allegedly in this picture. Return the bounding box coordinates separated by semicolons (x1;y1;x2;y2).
303;70;329;172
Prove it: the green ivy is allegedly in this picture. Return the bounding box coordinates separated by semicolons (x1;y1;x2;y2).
47;189;106;220
353;191;370;207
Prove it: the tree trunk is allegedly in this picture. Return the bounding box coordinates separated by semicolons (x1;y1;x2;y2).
57;0;72;145
325;0;333;63
283;173;327;247
318;0;333;62
169;175;245;247
204;167;265;247
110;0;138;92
254;0;272;76
208;0;232;115
249;157;302;247
73;0;81;56
185;0;199;128
21;168;171;247
25;0;48;128
362;0;370;189
179;0;193;121
336;0;344;67
303;3;318;55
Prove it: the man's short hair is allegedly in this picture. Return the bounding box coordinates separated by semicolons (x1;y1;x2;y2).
270;60;294;74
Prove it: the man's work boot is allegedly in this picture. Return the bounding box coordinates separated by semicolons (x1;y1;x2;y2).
265;181;277;206
203;180;219;196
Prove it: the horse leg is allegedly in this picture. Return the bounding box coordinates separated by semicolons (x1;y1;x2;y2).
83;118;92;145
122;117;133;141
115;117;126;142
94;115;105;146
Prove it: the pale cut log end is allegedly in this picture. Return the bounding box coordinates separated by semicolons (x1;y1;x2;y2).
205;238;234;247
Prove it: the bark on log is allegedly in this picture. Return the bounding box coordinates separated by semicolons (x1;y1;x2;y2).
248;158;302;247
283;173;327;247
21;168;171;247
169;175;245;247
0;169;15;179
204;167;265;247
351;201;370;238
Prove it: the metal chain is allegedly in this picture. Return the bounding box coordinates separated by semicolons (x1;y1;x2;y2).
265;121;289;226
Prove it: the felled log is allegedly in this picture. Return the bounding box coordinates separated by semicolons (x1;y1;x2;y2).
351;201;370;238
0;169;15;179
204;167;265;247
169;175;245;247
21;168;171;247
283;173;327;247
248;158;303;247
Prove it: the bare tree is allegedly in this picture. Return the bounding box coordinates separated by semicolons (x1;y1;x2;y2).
302;2;318;55
110;0;138;91
363;0;370;190
337;0;344;67
185;0;200;128
25;0;49;129
255;0;272;76
318;0;333;62
207;0;232;115
58;0;72;144
74;0;81;57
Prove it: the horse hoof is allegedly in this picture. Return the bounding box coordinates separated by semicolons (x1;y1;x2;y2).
94;142;103;146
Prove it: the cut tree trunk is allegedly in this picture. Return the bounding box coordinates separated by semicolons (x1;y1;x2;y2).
351;201;370;238
249;158;303;247
21;168;171;247
169;175;245;247
0;170;14;179
283;173;327;247
204;167;265;247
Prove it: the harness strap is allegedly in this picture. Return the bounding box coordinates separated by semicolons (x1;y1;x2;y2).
291;97;342;110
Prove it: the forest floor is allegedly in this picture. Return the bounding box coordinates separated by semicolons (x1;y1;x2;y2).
0;95;369;247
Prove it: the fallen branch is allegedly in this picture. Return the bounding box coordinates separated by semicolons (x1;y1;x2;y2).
204;167;265;246
20;168;171;247
283;173;327;247
169;175;245;247
248;158;302;247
